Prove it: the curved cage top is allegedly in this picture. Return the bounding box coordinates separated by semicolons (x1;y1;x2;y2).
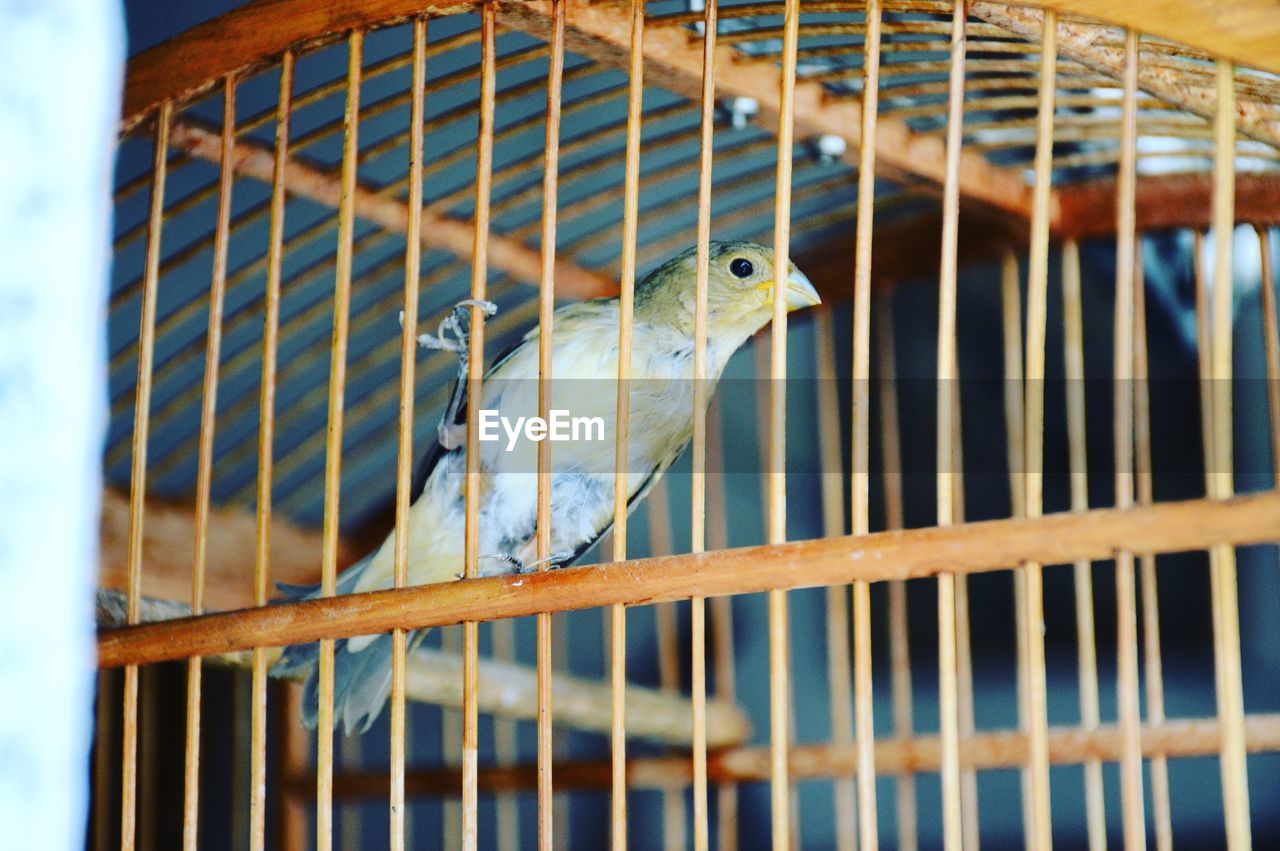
106;0;1280;533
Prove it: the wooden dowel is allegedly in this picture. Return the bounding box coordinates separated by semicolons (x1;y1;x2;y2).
1210;57;1253;851
936;4;967;849
1021;11;1056;846
315;32;362;851
610;0;644;841
816;310;856;851
389;20;427;851
707;401;739;851
183;73;234;851
1256;226;1280;488
1002;248;1035;851
249;50;292;851
877;302;916;851
316;712;1280;795
853;4;883;848
770;0;801;845
492;619;519;851
121;100;171;851
535;4;565;848
463;6;496;849
1113;28;1148;851
950;359;979;851
1060;239;1107;851
690;2;718;847
99;489;1280;670
1132;240;1174;851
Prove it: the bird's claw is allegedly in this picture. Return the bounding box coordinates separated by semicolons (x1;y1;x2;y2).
411;299;498;353
519;550;576;574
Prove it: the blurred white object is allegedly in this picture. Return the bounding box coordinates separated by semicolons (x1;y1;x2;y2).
813;133;848;164
0;1;122;849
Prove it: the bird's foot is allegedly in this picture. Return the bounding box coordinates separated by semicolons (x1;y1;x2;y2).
478;552;524;576
401;299;497;353
518;550;576;574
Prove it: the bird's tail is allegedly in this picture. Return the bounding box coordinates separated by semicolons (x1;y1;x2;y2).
270;552;424;735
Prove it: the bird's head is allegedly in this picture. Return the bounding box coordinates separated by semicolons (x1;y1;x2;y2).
634;241;821;349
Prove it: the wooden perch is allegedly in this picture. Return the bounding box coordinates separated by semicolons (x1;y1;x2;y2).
315;712;1280;796
97;591;751;749
168;121;616;300
99;489;1280;668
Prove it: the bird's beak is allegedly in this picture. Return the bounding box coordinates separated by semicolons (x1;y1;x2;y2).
784;267;821;311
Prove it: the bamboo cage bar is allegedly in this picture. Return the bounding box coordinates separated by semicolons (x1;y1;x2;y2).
315;31;363;851
852;3;883;848
649;486;686;849
768;0;801;844
1210;57;1253;850
1112;27;1147;851
705;402;738;851
534;3;565;847
318;711;1280;794
389;19;427;851
1132;241;1175;851
1020;9;1056;846
1259;226;1280;486
182;73;233;851
1003;247;1035;851
1059;239;1107;851
814;310;855;851
878;302;917;851
462;5;496;847
249;47;291;851
935;3;967;849
610;0;644;844
690;0;717;845
121;99;171;851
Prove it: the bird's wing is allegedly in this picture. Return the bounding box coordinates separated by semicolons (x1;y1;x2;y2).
409;329;533;505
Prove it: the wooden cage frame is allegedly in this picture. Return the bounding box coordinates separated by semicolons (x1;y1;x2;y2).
98;0;1280;849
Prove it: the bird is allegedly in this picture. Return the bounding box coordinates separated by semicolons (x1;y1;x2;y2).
271;241;821;734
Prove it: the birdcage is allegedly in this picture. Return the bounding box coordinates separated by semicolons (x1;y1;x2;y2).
94;0;1280;848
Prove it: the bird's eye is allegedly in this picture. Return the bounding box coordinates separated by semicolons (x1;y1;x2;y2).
729;258;754;278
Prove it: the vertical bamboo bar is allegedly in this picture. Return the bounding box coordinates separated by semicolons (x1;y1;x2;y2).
389;19;428;851
121;100;170;851
250;50;291;851
815;310;856;851
1060;240;1107;851
1210;58;1253;851
536;5;566;848
1256;227;1280;486
1113;28;1147;851
951;373;978;851
1021;12;1055;847
649;486;686;848
182;74;234;851
877;304;916;851
612;0;645;844
936;4;966;848
493;619;519;851
770;0;801;843
316;31;362;851
1002;250;1034;851
1132;242;1174;851
464;6;496;848
690;1;718;846
707;401;738;851
852;4;883;847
